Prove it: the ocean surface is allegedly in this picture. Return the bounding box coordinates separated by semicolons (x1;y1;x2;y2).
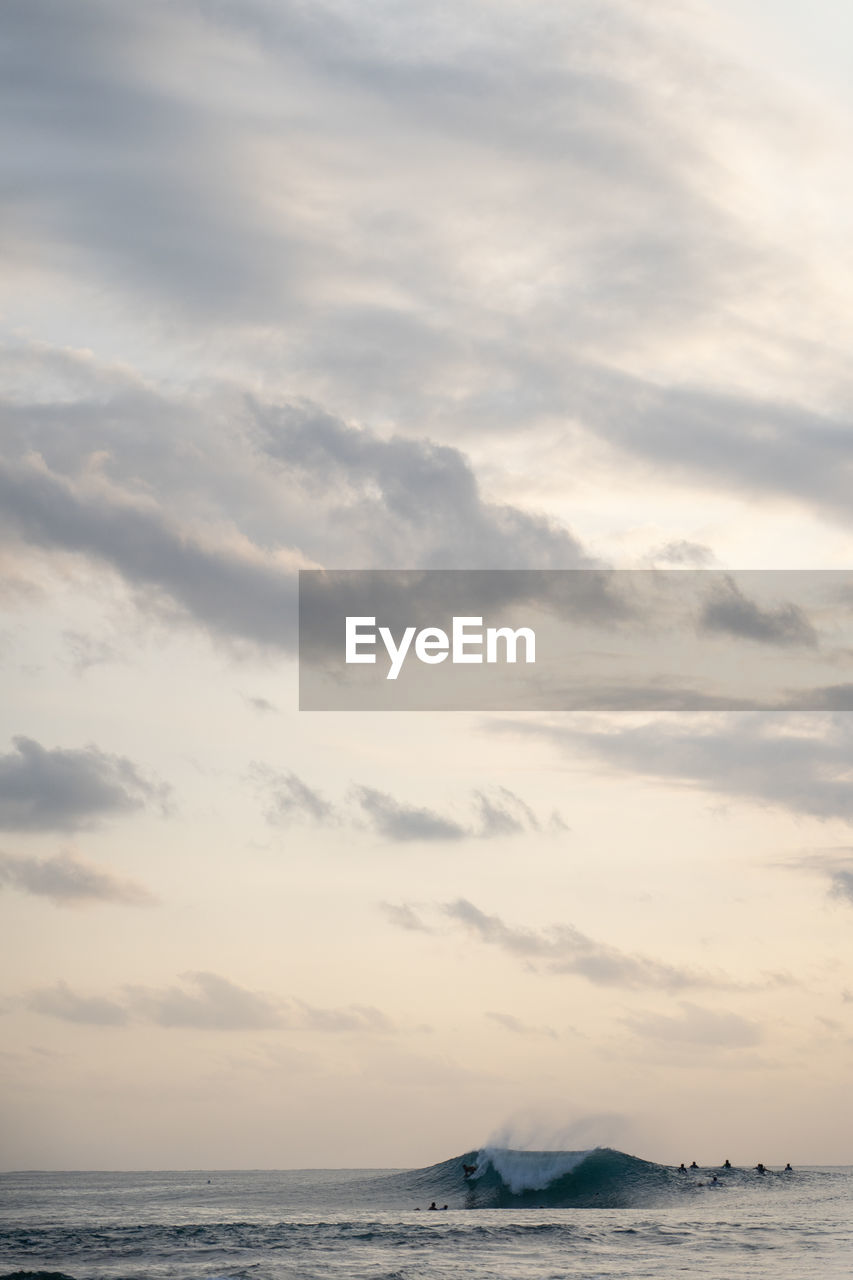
1;1148;851;1279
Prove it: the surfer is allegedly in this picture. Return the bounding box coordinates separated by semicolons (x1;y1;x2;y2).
678;1163;686;1171
723;1159;731;1169
689;1161;698;1169
755;1163;766;1174
711;1175;719;1185
462;1163;477;1177
428;1201;438;1210
785;1163;793;1172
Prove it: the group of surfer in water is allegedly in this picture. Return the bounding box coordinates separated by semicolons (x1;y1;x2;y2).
677;1159;793;1178
415;1157;796;1208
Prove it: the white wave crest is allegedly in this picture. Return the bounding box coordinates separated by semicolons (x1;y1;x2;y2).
477;1147;597;1194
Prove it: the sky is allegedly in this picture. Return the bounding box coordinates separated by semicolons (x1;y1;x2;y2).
2;0;853;1170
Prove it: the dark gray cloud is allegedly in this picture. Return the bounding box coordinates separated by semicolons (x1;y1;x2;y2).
0;456;298;651
0;0;748;349
699;576;818;648
499;714;853;823
354;786;468;842
253;767;556;842
27;981;128;1027
0;0;294;320
0;373;592;659
570;364;853;533
0;735;166;832
0;850;155;906
3;0;849;550
444;897;726;989
387;898;732;990
623;1001;761;1048
354;783;556;842
258;405;590;571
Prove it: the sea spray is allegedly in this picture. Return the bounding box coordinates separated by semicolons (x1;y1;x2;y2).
474;1148;595;1195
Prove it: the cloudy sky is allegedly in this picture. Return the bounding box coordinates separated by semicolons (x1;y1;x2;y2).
3;0;853;1170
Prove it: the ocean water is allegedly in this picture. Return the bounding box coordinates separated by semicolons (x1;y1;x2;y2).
1;1148;851;1279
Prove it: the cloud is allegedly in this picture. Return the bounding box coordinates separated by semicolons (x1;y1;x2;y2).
3;0;852;551
788;849;853;906
0;735;167;831
0;0;745;353
257;404;590;571
384;897;731;990
0;850;155;906
474;788;539;837
252;766;335;826
244;694;277;714
354;782;558;842
698;576;818;648
0;454;301;652
253;768;557;842
27;981;128;1027
294;1001;395;1034
354;786;467;842
63;630;121;674
486;1012;558;1040
26;972;399;1035
829;869;853;905
379;902;434;933
499;714;853;824
574;369;853;534
0;0;290;320
623;1001;762;1048
127;971;282;1030
649;540;716;568
784;685;853;712
0;373;591;659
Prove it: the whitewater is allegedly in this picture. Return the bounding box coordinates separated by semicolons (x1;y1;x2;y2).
2;1147;852;1279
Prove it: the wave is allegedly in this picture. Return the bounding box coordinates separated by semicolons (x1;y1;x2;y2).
370;1147;769;1208
0;1273;78;1280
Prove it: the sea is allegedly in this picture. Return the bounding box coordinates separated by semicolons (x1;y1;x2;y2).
1;1147;851;1279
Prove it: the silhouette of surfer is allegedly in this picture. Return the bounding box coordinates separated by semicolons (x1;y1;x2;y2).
678;1163;686;1171
785;1163;793;1172
723;1159;731;1169
462;1163;477;1177
755;1163;766;1174
428;1201;438;1210
689;1161;698;1169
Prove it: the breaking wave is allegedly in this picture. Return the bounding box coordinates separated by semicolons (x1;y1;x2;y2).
371;1146;753;1208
